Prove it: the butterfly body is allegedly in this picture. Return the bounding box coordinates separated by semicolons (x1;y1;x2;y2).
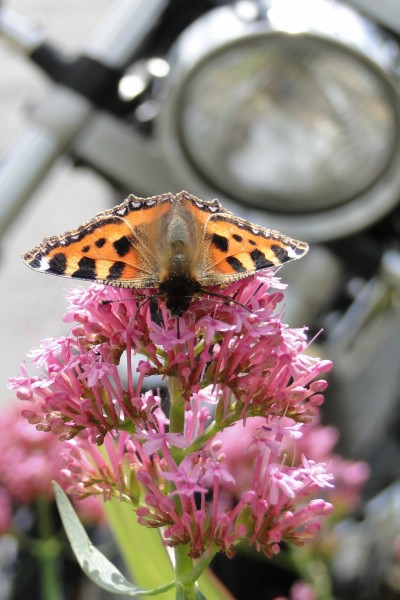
23;191;308;315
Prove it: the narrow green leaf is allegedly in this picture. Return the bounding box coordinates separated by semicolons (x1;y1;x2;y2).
199;569;235;600
53;483;174;597
103;496;176;597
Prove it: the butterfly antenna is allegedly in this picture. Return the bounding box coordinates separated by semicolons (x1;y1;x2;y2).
135;297;151;315
100;291;163;307
254;282;264;296
199;288;252;313
100;293;151;319
101;293;167;327
101;297;131;305
100;292;138;305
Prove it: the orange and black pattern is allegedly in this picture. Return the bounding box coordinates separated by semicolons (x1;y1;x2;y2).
23;191;308;314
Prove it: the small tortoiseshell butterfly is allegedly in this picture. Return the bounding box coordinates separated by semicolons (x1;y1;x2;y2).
23;191;308;315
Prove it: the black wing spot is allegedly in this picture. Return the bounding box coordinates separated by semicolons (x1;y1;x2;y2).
271;244;289;262
212;233;229;253
107;261;125;280
82;245;90;253
113;236;130;257
95;238;106;248
48;253;67;274
232;233;242;242
29;256;42;269
71;256;96;279
248;239;257;246
250;249;274;269
293;245;305;256
226;256;246;273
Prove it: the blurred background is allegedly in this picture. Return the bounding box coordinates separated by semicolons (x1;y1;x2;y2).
2;0;400;598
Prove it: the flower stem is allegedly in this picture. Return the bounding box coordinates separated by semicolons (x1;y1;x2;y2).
35;496;63;600
182;547;218;586
167;375;197;597
168;375;185;435
174;543;196;599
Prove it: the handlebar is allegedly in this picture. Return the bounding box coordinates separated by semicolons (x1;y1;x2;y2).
0;0;168;237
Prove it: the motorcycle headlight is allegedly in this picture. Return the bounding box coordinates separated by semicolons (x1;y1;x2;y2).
157;0;400;241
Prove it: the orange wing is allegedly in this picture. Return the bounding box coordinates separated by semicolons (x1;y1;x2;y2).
23;190;309;294
23;194;173;289
199;213;309;285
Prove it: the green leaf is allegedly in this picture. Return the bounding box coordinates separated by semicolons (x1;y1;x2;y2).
103;496;176;596
199;569;235;600
53;483;174;597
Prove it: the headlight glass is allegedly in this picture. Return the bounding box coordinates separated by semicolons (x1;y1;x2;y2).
178;34;397;213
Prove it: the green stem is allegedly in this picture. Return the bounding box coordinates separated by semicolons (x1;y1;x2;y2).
35;496;63;600
182;547;218;586
173;406;263;461
174;543;196;599
168;375;185;435
167;375;197;598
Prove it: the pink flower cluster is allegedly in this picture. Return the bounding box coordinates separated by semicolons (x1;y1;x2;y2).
0;403;103;533
0;403;61;505
10;274;333;558
217;414;369;513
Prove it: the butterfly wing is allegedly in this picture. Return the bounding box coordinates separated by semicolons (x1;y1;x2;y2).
199;212;309;285
23;190;309;295
23;194;173;289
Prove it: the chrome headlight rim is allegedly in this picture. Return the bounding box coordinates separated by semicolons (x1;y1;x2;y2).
156;0;400;242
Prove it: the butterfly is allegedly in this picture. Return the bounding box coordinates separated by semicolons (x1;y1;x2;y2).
23;191;308;315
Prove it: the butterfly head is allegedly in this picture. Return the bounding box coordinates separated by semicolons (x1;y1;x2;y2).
159;275;202;316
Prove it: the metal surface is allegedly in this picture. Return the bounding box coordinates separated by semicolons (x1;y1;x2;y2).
156;0;400;241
